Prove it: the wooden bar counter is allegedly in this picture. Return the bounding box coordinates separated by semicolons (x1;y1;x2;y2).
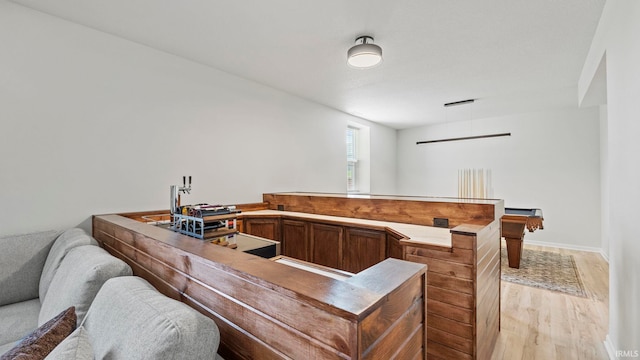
238;192;504;360
92;213;428;360
93;192;503;359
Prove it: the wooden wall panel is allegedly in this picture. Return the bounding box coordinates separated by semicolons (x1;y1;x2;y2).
428;325;473;354
407;245;475;265
428;272;474;295
427;341;473;360
359;277;423;350
427;313;473;339
423;257;473;279
392;325;423;360
473;221;502;360
263;193;498;228
427;299;473;324
403;222;501;360
362;300;423;360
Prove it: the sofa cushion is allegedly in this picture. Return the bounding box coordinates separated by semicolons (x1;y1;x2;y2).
44;327;92;360
38;246;132;326
39;229;98;302
0;343;13;356
82;277;220;360
0;298;41;347
0;230;61;307
0;307;76;360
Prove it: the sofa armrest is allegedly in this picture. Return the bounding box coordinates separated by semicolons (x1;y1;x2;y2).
0;230;61;306
82;277;220;360
39;228;98;301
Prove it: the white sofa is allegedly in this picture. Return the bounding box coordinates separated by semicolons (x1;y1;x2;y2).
47;276;220;359
0;228;220;359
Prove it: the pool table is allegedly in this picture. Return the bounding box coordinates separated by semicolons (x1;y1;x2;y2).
501;208;544;268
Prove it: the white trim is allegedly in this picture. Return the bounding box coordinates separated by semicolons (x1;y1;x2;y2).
524;239;602;253
604;335;617;359
599;249;610;263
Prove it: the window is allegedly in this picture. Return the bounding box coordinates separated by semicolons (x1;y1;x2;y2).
346;123;370;193
347;126;358;191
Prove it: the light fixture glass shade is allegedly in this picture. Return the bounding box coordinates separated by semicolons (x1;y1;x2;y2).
347;36;382;68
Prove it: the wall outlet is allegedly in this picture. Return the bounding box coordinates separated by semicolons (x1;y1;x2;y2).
434;218;449;228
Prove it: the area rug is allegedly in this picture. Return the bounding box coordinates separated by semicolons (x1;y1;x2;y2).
501;247;587;298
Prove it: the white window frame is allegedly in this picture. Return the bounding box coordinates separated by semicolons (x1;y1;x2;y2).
347;126;359;192
346;122;370;193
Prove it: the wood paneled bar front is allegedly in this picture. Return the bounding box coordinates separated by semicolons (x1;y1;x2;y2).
92;213;428;360
240;192;505;360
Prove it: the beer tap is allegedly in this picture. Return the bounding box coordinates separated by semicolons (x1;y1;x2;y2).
180;176;192;195
170;176;192;215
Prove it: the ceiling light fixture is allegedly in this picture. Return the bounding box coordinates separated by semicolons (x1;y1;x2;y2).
347;36;382;69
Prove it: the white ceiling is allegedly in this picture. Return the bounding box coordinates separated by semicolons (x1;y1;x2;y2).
11;0;605;129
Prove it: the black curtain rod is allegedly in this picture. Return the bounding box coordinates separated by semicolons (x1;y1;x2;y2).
444;99;475;107
416;132;511;145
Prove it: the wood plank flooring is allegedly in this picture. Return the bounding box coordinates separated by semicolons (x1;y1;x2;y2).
491;243;609;360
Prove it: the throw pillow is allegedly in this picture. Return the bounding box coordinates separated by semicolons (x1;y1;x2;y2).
0;307;76;360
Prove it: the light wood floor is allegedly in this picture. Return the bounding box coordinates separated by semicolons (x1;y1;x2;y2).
491;243;609;360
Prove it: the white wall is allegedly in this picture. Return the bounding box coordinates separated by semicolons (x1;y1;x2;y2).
600;105;610;261
370;120;397;194
0;1;397;236
397;107;601;250
580;0;640;356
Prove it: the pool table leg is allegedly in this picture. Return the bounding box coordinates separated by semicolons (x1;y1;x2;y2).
505;238;523;269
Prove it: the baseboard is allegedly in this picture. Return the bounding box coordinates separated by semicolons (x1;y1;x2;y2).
604;335;617;359
600;250;610;263
522;239;603;253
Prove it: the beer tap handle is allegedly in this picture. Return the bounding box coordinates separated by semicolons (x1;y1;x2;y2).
188;176;192;187
183;176;186;187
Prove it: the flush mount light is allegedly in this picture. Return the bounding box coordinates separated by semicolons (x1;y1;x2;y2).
347;36;382;69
